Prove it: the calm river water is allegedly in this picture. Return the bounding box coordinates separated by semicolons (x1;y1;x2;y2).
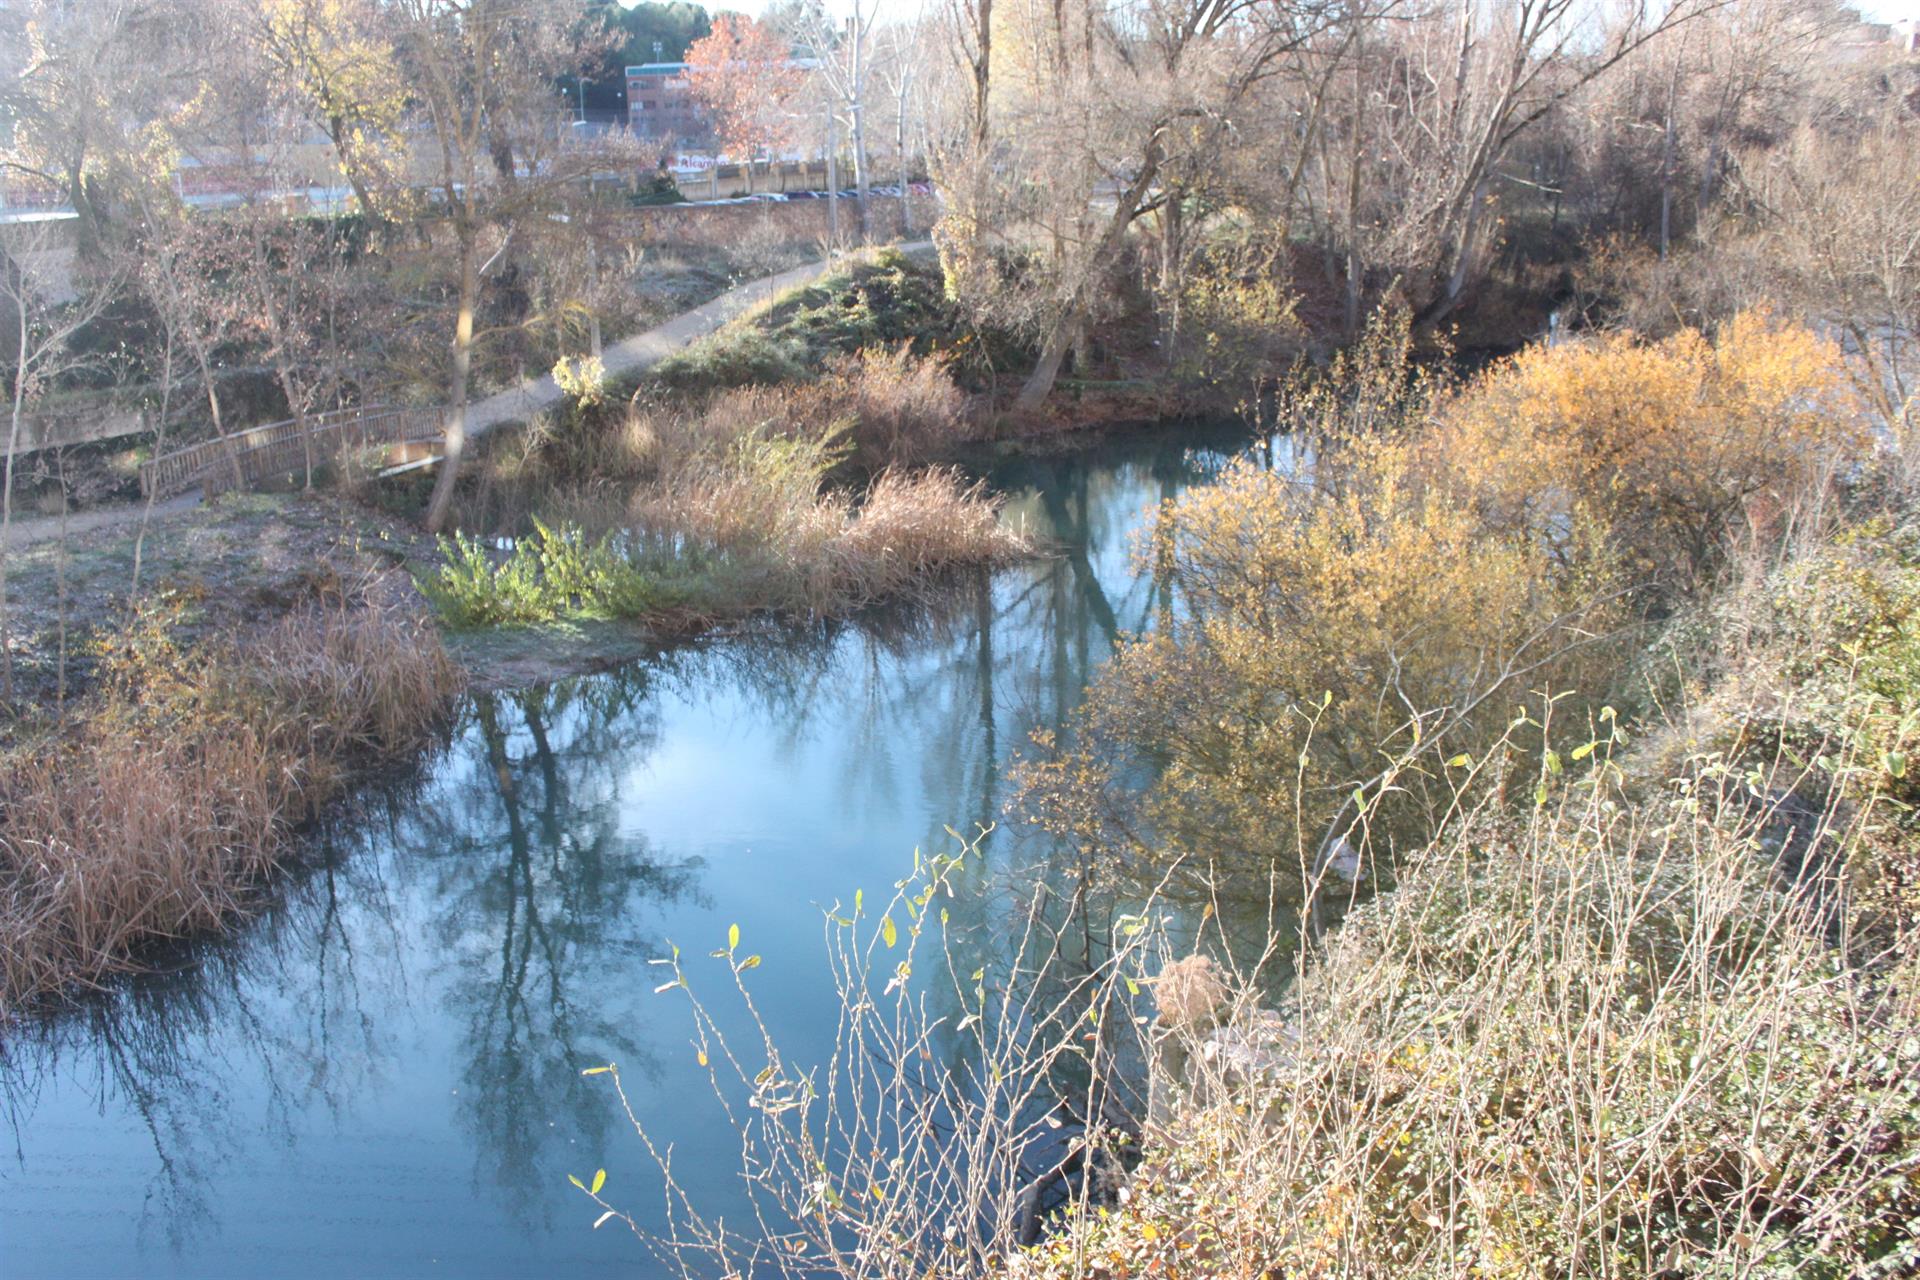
1;422;1266;1277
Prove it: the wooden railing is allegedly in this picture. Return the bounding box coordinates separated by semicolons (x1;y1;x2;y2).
141;405;446;499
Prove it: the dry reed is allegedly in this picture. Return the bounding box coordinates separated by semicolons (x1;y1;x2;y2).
0;601;461;1014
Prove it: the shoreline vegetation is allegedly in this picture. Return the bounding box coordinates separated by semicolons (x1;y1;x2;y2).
0;254;1046;1016
0;590;460;1010
564;309;1920;1277
4;0;1919;1266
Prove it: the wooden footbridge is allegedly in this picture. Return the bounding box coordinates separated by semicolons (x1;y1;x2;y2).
138;404;449;500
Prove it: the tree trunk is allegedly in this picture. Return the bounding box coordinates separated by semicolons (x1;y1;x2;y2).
1014;305;1080;414
1;296;28;703
1159;191;1183;363
897;78;913;235
425;231;479;533
274;357;312;488
1416;175;1489;331
827;110;840;252
1013;145;1160;412
1659;59;1679;260
184;336;233;490
133;327;177;592
1342;56;1368;340
329;115;384;228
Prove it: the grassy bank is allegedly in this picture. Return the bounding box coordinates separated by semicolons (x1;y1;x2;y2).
1005;312;1920;1275
405;256;1032;635
0;495;464;1015
0;591;459;1013
644;247;1206;444
1019;510;1920;1278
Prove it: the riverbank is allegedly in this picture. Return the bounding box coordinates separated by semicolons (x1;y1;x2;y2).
0;561;461;1012
0;402;1033;1013
0;420;1225;1275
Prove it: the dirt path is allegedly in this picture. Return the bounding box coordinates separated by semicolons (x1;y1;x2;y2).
5;243;931;552
5;492;202;553
465;243;928;440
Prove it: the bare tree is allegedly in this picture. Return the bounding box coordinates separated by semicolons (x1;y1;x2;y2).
874;7;935;235
930;0;993;281
377;0;622;532
789;0;878;238
1752;120;1920;434
0;0;204;261
251;0;412;226
0;224;119;705
993;0;1352;412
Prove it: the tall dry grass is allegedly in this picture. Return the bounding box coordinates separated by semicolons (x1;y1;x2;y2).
0;601;460;1013
1025;713;1920;1278
434;350;1014;629
630;450;1023;617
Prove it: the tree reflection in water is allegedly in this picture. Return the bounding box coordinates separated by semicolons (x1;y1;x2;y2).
0;421;1261;1271
398;676;705;1227
1;669;703;1247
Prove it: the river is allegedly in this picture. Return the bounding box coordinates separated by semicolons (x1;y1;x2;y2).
1;421;1268;1277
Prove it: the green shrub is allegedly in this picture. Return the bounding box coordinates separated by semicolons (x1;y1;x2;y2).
648;249;1020;396
418;529;556;627
651;327;810;392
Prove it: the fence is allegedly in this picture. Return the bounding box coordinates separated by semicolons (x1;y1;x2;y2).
141;405;447;499
624;187;940;253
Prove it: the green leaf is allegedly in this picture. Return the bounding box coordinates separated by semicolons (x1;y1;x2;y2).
854;888;864;916
1545;750;1563;776
580;1065;611;1076
1571;742;1595;761
740;954;762;969
881;915;898;948
1887;751;1908;779
1125;976;1140;997
728;923;740;952
591;1169;606;1195
1446;753;1472;768
1352;787;1367;812
1535;782;1549;807
568;1174;585;1190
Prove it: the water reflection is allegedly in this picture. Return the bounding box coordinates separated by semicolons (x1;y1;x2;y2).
404;680;704;1226
1;421;1256;1276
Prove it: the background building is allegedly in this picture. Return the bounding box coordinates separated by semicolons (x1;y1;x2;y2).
625;63;706;143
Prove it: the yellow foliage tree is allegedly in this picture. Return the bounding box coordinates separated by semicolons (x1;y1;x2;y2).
1422;309;1863;592
1017;309;1865;904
